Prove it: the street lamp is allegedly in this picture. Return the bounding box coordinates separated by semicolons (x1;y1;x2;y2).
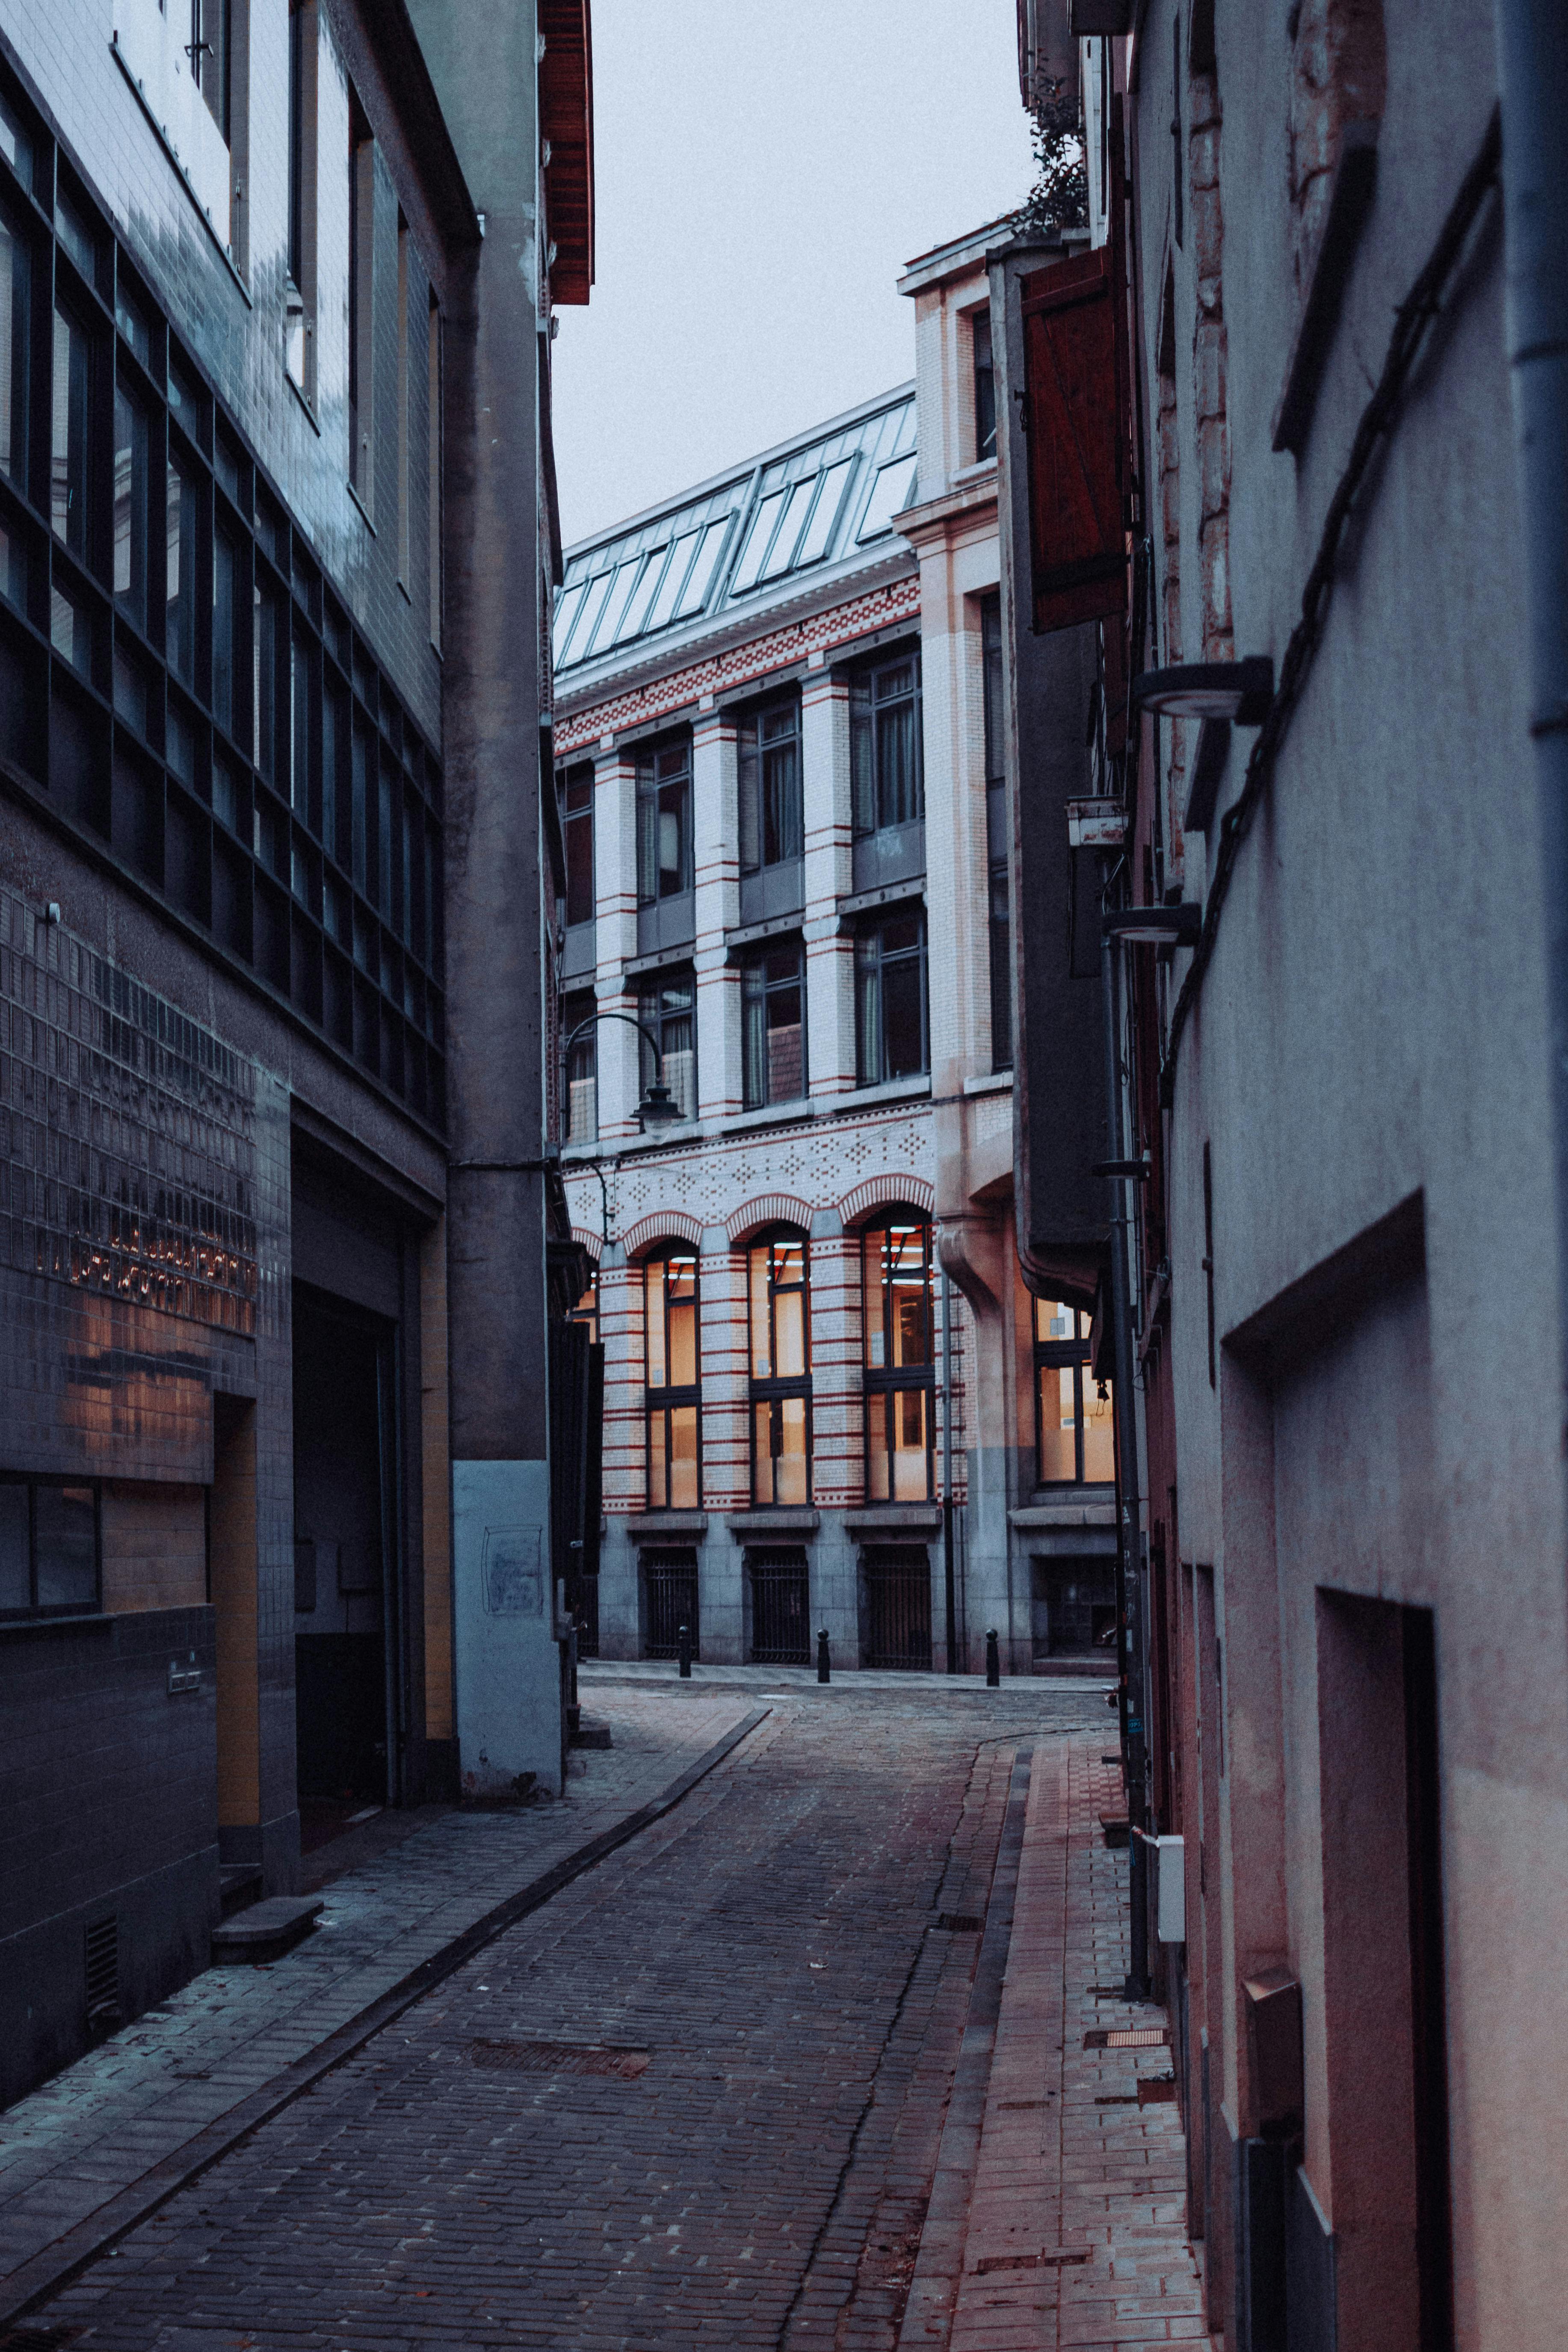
563;1008;684;1135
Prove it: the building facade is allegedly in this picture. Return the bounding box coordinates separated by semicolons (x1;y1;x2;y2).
0;0;589;2109
550;234;1117;1678
995;5;1568;2347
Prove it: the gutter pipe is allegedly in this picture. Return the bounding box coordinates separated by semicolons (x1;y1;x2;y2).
1494;5;1568;1573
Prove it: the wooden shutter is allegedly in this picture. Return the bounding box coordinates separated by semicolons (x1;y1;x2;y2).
1020;246;1128;635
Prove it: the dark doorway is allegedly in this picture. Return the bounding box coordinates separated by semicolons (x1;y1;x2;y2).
293;1287;397;1814
747;1548;810;1666
1030;1553;1117;1659
861;1546;932;1670
642;1548;699;1660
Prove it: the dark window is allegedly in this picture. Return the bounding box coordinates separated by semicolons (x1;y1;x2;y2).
0;209;29;491
850;652;923;837
645;1247;701;1510
192;0;231;141
981;592;1011;1068
973;306;996;462
287;0;316;396
50;302;91;558
112;385;149;628
0;1477;100;1618
562;986;596;1143
559;761;594;928
1033;1298;1115;1487
427;294;442;645
639;969;696;1120
636;740;691;904
749;1229;811;1506
568;1269;599;1345
855;909;927;1085
348;95;373;497
166;454;198;683
212;526;237;735
742;942;805;1109
253;579;280;781
738;694;802;873
862;1213;935;1503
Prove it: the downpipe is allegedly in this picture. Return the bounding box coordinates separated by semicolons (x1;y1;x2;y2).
1494;3;1568;1579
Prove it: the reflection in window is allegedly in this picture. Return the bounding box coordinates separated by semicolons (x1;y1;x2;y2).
749;1230;811;1506
1033;1298;1115;1487
192;0;232;139
862;1213;935;1502
50;578;89;675
0;214;29;488
645;1247;701;1510
213;527;237;734
562;986;596;1143
166;457;197;685
636;740;691;904
51;304;90;556
742;943;805;1110
0;1477;99;1617
559;762;594;928
113;387;149;627
639;970;696;1121
855;910;927;1086
739;695;801;876
851;653;923;837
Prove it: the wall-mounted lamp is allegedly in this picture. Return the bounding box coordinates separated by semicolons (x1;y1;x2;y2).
1102;904;1202;947
1131;657;1275;726
562;1009;686;1136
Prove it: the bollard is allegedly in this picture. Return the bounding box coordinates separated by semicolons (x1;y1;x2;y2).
817;1627;831;1685
678;1621;692;1679
986;1627;1000;1687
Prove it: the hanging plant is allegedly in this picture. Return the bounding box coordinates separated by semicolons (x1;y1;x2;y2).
1015;79;1089;236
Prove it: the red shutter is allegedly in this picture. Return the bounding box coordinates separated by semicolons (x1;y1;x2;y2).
1020;246;1128;634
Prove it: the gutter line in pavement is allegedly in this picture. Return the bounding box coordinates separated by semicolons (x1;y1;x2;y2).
0;1705;772;2334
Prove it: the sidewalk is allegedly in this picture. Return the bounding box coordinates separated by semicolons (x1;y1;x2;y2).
0;1684;755;2318
902;1734;1212;2350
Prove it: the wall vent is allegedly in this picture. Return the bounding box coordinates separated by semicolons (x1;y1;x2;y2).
84;1915;121;2034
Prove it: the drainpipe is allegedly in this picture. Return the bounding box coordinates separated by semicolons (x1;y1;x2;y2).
1103;924;1151;1997
942;1271;958;1673
1494;7;1568;1548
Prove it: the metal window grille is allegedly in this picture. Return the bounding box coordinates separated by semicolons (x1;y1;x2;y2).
862;1547;932;1672
747;1548;810;1666
84;1913;120;2032
643;1550;699;1661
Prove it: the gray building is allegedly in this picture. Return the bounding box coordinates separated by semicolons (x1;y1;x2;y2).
0;0;590;2107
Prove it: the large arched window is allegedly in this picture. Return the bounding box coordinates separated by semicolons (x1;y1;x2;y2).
644;1245;700;1509
861;1210;935;1502
748;1228;811;1506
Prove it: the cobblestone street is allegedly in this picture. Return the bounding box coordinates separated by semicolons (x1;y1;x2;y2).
3;1673;1206;2352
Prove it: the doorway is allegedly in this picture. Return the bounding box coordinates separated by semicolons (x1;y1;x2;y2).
861;1546;932;1670
292;1287;399;1832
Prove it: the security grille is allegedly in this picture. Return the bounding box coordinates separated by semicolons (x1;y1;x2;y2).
84;1915;119;2034
643;1550;699;1660
862;1547;932;1671
748;1548;810;1666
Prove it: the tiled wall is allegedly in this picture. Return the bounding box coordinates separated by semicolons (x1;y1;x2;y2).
101;1481;208;1612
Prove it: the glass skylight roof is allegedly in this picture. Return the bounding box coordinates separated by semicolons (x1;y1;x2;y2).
555;388;916;675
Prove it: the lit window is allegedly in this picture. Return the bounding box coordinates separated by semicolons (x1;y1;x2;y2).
748;1230;811;1506
862;1214;935;1503
1033;1298;1115;1487
645;1248;701;1510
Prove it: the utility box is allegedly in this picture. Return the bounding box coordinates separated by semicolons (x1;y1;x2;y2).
1145;1831;1185;1942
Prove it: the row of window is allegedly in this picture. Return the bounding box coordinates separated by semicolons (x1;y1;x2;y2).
561;905;926;1134
567;1219;1114;1510
0;71;447;1124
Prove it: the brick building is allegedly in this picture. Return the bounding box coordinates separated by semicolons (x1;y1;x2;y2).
550;231;1117;1677
0;0;591;2106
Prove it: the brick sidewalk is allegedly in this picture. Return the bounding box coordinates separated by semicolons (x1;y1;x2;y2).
0;1686;754;2306
903;1735;1211;2351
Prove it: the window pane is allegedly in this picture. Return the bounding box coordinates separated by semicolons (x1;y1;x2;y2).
647;529;698;631
593;557;640;652
881;950;925;1080
0;216;28;487
1037;1298;1074;1342
1038;1363;1078;1483
774;1284;805;1379
753;1400;775;1504
866;1393;889;1500
617;545;667;641
0;1484;27;1609
973;305;996;461
876;697;919;828
657;777;687;896
762;730;801;865
668;1405;699;1509
645;1258;666;1388
552;580;586;662
776;1393;809;1505
796;455;855;566
855;934;881;1086
661;1012;695;1119
759;476;815;580
731;488;787;594
887;1225;930;1365
167;459;197;684
35;1484;95;1608
567;570;612;664
51;305;90;555
858;453;917;542
648;1408;667;1509
49;579;89;675
1083;1377;1115;1481
213;530;237;731
673;516;730;616
742;956;766;1109
666;1255;698;1385
892;1389;930;1499
863;1227;885;1367
749;1245;772;1379
254;582;279;778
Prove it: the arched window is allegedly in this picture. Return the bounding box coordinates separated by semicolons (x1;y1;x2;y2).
644;1245;700;1510
748;1228;811;1506
861;1211;935;1502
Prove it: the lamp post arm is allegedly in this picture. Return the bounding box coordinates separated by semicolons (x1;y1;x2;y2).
564;1009;666;1062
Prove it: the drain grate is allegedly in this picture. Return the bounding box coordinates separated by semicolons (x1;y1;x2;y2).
84;1916;120;2035
1084;2026;1170;2050
973;2249;1091;2275
935;1912;984;1934
467;2038;650;2079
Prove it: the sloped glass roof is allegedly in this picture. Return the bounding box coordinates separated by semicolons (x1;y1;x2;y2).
555;389;916;675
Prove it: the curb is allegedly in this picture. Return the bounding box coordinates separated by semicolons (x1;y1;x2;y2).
0;1705;771;2332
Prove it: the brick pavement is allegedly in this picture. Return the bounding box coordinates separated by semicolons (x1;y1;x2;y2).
22;1680;1106;2351
0;1687;755;2311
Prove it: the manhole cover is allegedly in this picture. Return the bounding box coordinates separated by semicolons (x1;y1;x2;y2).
468;2038;649;2079
935;1912;984;1933
1083;2027;1170;2049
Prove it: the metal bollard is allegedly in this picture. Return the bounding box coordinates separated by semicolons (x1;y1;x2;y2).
817;1627;831;1684
986;1627;1000;1688
678;1621;692;1679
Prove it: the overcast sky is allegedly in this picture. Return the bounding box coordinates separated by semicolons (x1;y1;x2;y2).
550;2;1036;550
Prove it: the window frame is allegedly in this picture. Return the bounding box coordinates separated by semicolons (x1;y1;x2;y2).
1032;1299;1115;1490
748;1227;812;1507
0;1473;102;1620
850;649;924;840
561;984;596;1144
861;1210;936;1504
635;737;692;906
737;689;802;877
644;1243;702;1512
638;966;697;1121
855;906;928;1087
981;591;1011;1071
741;938;806;1111
558;759;595;930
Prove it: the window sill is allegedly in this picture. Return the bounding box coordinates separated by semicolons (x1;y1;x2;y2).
963;1071;1013;1097
286;370;322;437
726;1508;820;1537
347;479;376;536
828;1075;931;1115
626;1510;708;1537
1010;1495;1117;1532
843;1503;942;1534
720;1099;815;1138
0;1610;115;1641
